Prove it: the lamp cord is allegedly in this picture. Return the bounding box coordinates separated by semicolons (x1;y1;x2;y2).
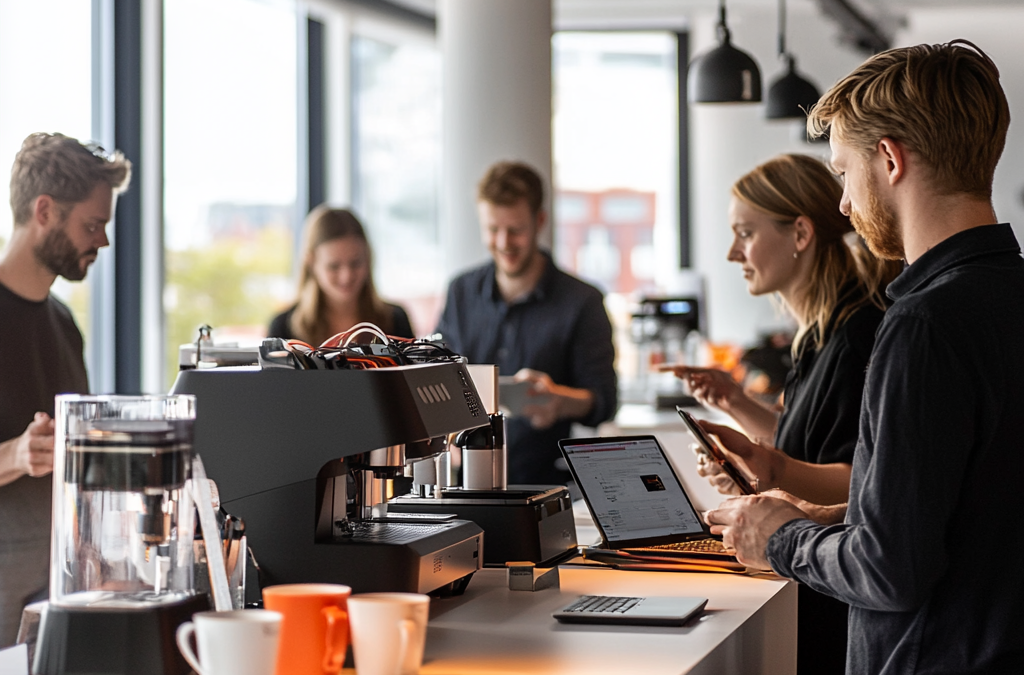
777;0;787;59
716;0;731;43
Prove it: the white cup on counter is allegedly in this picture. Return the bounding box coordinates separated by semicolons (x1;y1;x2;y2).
175;609;282;675
348;593;430;675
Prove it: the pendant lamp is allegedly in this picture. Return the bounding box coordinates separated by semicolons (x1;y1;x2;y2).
765;0;821;119
688;0;762;103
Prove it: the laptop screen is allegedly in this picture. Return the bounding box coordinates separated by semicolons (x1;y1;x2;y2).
560;436;705;543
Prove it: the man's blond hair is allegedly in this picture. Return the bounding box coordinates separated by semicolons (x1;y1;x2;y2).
10;132;132;226
807;40;1009;199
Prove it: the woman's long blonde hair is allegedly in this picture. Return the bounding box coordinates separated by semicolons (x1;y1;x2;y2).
289;206;393;345
732;154;901;355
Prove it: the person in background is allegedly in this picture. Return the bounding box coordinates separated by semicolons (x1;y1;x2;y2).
267;206;414;345
707;40;1024;674
668;154;899;675
435;161;617;485
666;155;900;507
0;132;131;647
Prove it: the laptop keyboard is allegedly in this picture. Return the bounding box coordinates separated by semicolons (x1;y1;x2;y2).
562;595;642;614
643;538;729;554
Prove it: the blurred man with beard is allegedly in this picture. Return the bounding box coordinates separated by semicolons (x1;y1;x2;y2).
436;161;616;485
0;133;130;646
699;41;1024;673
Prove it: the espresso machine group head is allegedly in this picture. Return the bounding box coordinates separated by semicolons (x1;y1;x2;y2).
390;365;579;567
171;338;489;596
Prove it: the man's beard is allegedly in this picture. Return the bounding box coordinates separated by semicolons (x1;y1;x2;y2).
34;222;94;281
850;179;904;261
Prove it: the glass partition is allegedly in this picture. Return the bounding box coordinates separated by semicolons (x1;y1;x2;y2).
350;31;442;335
163;0;299;385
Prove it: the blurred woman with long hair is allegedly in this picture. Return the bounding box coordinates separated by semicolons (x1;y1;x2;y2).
268;206;413;345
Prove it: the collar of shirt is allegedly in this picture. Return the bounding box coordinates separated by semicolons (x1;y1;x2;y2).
482;250;556;307
886;222;1020;301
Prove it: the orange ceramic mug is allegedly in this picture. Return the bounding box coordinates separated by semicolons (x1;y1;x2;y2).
262;583;351;675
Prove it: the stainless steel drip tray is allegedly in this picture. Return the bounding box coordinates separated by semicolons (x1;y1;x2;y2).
341;520;467;545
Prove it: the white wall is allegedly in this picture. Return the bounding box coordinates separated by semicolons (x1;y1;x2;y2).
688;3;1024;347
687;2;865;345
895;7;1024;246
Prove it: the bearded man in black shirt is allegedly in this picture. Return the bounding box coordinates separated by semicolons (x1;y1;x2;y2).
0;133;131;647
702;41;1024;674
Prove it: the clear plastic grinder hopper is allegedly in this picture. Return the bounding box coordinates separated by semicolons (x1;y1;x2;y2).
50;394;197;605
34;395;208;675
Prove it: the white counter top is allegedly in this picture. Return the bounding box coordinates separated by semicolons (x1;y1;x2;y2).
416;565;795;675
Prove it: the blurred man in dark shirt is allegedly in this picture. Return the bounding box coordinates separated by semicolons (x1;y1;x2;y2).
0;133;131;646
436;161;617;484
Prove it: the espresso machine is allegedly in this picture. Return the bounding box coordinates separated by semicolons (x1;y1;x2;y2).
35;395;208;675
169;337;487;596
631;296;703;408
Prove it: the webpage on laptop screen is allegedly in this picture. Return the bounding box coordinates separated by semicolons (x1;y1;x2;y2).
565;438;704;541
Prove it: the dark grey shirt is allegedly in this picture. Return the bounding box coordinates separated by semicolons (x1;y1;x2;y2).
435;253;617;484
0;282;89;647
767;223;1024;674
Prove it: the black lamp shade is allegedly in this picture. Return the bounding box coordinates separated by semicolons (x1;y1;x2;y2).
689;41;763;103
765;60;821;119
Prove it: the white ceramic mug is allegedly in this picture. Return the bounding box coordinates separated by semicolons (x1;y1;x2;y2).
176;609;282;675
348;593;430;675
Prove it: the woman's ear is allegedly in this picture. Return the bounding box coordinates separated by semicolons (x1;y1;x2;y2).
793;216;815;254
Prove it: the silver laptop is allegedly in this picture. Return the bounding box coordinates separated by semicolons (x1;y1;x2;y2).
557;435;735;561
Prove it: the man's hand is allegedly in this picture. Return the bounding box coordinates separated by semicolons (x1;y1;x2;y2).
0;413;56;483
514;368;594;430
704;494;808;570
699;420;787;490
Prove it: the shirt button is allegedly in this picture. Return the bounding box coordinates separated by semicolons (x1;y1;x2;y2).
497;348;508;359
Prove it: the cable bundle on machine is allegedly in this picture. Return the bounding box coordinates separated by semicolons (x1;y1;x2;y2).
258;322;462;371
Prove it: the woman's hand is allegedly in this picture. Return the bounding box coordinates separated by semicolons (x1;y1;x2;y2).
659;365;745;414
691;444;745;496
698;420;787;491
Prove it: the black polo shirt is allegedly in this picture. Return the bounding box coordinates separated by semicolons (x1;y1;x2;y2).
775;294;885;467
435;252;617;484
768;223;1024;674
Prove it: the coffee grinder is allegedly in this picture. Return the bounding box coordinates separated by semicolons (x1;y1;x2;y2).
34;395;208;675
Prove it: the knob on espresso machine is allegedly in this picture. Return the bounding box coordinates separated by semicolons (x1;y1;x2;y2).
455;412;507;490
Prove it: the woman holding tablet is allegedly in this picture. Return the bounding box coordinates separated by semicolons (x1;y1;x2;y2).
666;154;898;504
665;154;900;674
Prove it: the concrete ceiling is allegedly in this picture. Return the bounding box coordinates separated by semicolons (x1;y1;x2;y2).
387;0;1024;54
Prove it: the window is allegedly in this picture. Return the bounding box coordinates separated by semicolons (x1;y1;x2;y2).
552;31;679;394
163;0;299;385
350;28;442;335
0;0;93;332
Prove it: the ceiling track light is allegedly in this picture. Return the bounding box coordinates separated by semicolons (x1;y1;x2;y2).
765;0;822;120
688;0;762;104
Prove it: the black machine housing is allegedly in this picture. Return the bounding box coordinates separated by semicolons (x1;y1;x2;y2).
170;363;488;595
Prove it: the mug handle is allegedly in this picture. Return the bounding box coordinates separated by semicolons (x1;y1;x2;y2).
175;622;205;675
395;619;417;675
321;605;349;673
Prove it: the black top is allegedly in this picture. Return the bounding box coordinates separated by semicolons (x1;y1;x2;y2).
266;302;415;342
775;295;885;466
435;253;617;484
0;282;89;646
768;223;1024;675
